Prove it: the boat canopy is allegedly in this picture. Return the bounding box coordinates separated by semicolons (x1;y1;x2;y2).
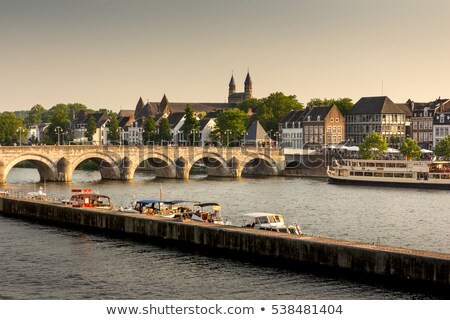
243;212;281;218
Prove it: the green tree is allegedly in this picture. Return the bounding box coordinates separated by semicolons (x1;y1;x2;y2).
47;104;71;144
85;116;97;142
158;117;171;144
307;98;353;115
400;138;422;160
256;92;303;132
210;109;248;146
68;103;91;120
435;136;450;160
359;131;388;159
0;112;24;145
25;104;46;124
180;105;200;145
107;114;120;143
143;116;157;145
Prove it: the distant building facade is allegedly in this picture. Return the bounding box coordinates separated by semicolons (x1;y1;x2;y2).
433;112;450;148
278;105;345;148
409;98;450;149
346;96;406;145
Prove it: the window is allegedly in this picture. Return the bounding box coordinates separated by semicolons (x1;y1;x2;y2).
327;126;332;133
317;116;321;121
413;121;417;130
330;118;334;122
335;118;339;123
338;126;342;134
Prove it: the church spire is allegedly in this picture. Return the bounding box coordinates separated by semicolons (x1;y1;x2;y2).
229;73;236;96
244;71;252;99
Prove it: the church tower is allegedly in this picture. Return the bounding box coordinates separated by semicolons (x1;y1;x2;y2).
244;71;253;100
229;74;236;96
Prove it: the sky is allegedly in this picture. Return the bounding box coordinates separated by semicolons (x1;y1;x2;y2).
1;0;450;112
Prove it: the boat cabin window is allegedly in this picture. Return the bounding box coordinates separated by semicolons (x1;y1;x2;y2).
367;162;375;167
364;172;373;176
355;172;363;176
432;174;440;179
394;173;405;178
386;163;396;168
384;173;394;177
375;163;385;168
268;215;276;223
374;172;383;177
257;216;269;224
274;215;282;223
396;163;407;168
405;173;413;178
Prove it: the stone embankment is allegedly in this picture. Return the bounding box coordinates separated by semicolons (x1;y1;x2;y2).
0;195;448;290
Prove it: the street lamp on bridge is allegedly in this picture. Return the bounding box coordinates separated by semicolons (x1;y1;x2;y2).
55;126;63;145
191;129;199;146
16;127;25;146
225;130;232;147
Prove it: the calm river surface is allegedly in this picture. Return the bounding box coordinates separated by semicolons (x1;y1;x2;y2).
1;168;449;299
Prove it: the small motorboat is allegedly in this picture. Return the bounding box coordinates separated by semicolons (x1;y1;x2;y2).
191;202;230;225
243;212;302;235
26;186;47;199
70;189;112;210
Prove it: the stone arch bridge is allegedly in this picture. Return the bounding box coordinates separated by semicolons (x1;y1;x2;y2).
0;146;285;184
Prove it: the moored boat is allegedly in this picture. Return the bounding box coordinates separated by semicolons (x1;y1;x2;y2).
327;159;450;189
243;213;302;235
70;189;112;209
191;202;230;225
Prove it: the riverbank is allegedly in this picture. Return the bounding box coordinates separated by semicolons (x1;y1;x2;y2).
1;195;448;292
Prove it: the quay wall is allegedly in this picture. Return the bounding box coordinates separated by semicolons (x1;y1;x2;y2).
1;196;449;288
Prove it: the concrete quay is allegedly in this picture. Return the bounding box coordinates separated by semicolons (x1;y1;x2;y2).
0;196;449;290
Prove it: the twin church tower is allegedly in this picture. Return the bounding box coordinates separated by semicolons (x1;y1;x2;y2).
228;71;253;104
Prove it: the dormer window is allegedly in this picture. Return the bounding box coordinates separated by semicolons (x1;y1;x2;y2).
307;116;311;121
440;114;444;123
317;116;321;121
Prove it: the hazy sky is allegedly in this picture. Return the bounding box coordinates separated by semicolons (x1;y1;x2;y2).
1;0;449;112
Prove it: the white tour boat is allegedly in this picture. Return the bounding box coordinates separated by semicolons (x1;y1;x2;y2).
327;159;450;189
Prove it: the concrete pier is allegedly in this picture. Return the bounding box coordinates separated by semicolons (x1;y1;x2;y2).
0;196;449;289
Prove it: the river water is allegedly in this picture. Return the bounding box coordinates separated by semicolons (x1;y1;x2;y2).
1;168;449;299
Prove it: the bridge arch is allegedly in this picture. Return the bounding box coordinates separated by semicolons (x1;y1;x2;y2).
240;154;279;176
188;152;229;177
70;152;121;181
134;152;177;179
1;154;57;184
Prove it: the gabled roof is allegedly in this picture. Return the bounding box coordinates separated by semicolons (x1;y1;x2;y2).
166;112;185;127
198;117;215;130
118;109;135;118
301;105;333;121
133;95;232;118
72;112;110;128
279;110;305;124
246;121;269;141
396;103;412;117
118;116;134;128
347;96;404;115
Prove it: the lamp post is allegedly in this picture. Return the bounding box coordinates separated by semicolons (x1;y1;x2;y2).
55;126;62;145
274;131;280;148
225;129;232;147
118;127;123;146
191;129;198;146
138;128;144;145
241;131;248;147
16;127;25;146
267;130;273;148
